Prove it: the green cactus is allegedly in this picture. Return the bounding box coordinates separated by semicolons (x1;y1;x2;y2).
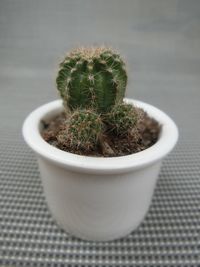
105;103;138;135
56;46;127;113
58;110;103;150
55;46;141;153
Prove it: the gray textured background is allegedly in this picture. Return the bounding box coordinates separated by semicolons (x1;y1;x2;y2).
0;0;200;266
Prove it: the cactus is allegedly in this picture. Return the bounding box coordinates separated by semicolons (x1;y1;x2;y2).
56;46;127;113
55;46;141;154
105;103;138;135
58;110;103;150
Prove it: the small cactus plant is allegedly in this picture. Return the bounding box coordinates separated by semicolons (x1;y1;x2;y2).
56;46;127;113
56;46;139;152
58;110;103;150
105;103;138;136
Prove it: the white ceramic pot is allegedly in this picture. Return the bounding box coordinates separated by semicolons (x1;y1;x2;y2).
23;99;178;241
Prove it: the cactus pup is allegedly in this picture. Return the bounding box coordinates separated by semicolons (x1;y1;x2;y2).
58;110;103;151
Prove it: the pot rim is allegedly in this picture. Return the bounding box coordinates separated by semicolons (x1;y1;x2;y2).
22;99;178;174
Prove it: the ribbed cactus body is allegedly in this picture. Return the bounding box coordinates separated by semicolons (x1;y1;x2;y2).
56;47;127;113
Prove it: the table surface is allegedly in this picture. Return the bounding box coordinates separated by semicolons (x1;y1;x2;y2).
0;1;200;266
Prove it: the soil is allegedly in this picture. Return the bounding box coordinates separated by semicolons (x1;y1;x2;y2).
41;108;161;157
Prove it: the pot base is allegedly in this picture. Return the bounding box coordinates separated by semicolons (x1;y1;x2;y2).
39;157;161;242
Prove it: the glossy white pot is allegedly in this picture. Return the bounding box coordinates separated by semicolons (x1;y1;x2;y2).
23;99;178;241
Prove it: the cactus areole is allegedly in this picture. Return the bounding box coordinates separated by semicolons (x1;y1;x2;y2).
56;47;127;113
